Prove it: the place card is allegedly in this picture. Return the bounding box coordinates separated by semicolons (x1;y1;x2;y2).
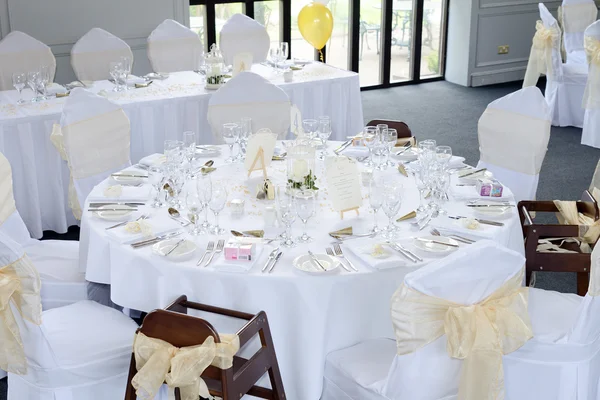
245;129;278;178
290;104;304;136
325;157;363;218
233;52;253;77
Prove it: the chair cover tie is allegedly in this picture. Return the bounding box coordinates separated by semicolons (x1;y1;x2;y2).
552;200;600;253
523;21;559;88
391;268;532;400
0;255;42;374
132;332;240;400
583;36;600;109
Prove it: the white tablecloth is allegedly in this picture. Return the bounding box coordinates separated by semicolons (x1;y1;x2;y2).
0;63;363;238
79;142;524;400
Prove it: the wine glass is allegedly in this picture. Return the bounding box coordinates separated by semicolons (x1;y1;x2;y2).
209;183;228;235
27;71;41;103
372;141;388;170
183;131;196;176
279;194;297;248
414;166;429;215
239;117;252;158
302;119;318;140
186;191;203;235
363;126;377;166
317;116;332;160
12;72;26;105
295;190;315;243
109;61;123;92
384;128;398;167
376;123;388;141
164;140;184;166
381;184;403;239
222;123;239;163
435;146;452;170
196;173;213;230
418;139;436;166
369;178;384;234
39;65;50;100
278;42;289;69
269;46;281;71
148;166;165;208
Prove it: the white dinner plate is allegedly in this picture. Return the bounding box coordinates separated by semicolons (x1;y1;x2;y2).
110;174;143;186
93;205;136;221
293;254;340;275
195;145;221;157
152;239;197;261
413;235;459;254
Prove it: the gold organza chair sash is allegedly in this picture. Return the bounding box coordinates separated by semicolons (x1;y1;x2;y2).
0;254;42;374
583;36;600;109
391;269;532;400
132;332;240;400
523;21;560;88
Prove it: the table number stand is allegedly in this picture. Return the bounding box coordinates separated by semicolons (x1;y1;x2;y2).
247;146;268;180
340;207;360;219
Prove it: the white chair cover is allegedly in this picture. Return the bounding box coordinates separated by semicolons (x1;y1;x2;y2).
560;0;598;63
51;89;131;220
147;19;204;73
0;151;87;311
71;28;133;81
0;31;56;91
0;231;138;400
476;86;551;204
219;13;270;66
581;21;600;148
207;71;291;140
523;3;587;128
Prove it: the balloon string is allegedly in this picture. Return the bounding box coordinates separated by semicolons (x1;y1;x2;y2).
319;49;324;62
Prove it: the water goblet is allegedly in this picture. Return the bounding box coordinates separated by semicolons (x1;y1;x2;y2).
278;42;289;70
302;119;318;141
372;141;388;170
381;184;403;239
27;71;41;103
109;61;123;92
209;183;228;235
12;72;26;105
222;123;239;163
435;145;452;170
376;123;388;141
384;128;398;167
317;116;332;160
295;189;316;242
363;126;378;166
186;191;203;235
149;166;165;208
269;46;281;72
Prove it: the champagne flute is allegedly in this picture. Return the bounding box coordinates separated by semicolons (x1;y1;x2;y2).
209;183;228;235
317;116;331;160
222;123;239;163
149;166;165;208
363;126;377;166
239;117;252;158
183;131;196;176
277;185;296;247
12;72;26;105
295;190;315;243
186;191;203;235
269;46;281;71
384;128;398;167
381;184;403;239
196;173;213;230
369;178;384;234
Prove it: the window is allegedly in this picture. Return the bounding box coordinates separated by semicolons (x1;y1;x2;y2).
190;0;448;88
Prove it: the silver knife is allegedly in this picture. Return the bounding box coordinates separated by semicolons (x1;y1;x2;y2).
262;248;280;272
449;215;504;227
268;251;283;273
111;173;148;178
395;143;412;155
466;204;514;208
164;238;185;256
387;242;417;263
416;237;459;248
459;168;486;178
88;207;138;212
334;140;352;154
308;250;327;271
396;243;423;262
130;231;182;248
90;202;146;207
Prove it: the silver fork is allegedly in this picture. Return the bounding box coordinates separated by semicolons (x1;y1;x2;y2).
430;228;474;244
197;241;214;266
326;247;351;272
333;243;358;271
203;239;225;267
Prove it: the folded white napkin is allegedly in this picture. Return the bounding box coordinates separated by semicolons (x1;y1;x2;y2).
105;213;181;244
46;83;68;95
139;153;166;168
341;146;369;158
430;216;497;240
343;238;408;269
213;246;265;273
88;183;151;203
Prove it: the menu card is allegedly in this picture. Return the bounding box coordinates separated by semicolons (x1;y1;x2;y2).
244;129;278;172
325;157;363;212
233;52;253;76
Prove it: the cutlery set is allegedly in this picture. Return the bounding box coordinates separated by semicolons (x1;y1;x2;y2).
130;231;183;248
430;228;475;244
262;248;283;273
196;240;225;267
386;241;423;263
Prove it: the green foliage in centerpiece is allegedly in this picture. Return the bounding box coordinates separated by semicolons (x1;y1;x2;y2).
206;75;227;85
288;170;319;190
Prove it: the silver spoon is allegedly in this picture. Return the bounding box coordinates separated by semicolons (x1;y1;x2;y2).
168;207;192;226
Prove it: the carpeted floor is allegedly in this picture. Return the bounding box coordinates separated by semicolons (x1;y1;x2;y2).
1;79;598;397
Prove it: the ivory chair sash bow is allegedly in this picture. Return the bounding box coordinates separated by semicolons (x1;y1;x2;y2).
476;86;551;203
581;21;600;148
132;332;240;400
207;71;291;140
560;0;598;64
71;28;134;81
0;31;56;91
50;89;131;220
219;14;270;66
147;19;204;74
524;3;587;128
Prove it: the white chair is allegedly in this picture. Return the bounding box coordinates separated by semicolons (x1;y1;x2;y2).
0;31;56;91
71;28;133;81
523;3;587;128
581;21;600;148
476;86;551;204
219;13;270;66
51;89;131;220
0;231;138;400
322;240;600;400
207;71;291;140
0;150;87;311
147;19;204;74
560;0;598;65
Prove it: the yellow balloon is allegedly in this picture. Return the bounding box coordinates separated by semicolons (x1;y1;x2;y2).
298;3;334;51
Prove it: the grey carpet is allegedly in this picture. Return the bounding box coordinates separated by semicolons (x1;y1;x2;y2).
1;80;598;399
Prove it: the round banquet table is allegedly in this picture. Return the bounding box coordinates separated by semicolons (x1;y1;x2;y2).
79;142;524;400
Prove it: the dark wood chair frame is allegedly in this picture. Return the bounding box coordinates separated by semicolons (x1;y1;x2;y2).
518;190;599;296
124;295;286;400
366;119;413;141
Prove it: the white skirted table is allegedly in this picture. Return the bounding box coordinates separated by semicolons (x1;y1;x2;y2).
79;142;524;400
0;63;363;238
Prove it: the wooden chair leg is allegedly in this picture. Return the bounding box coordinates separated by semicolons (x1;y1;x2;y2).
526;270;533;287
577;272;590;296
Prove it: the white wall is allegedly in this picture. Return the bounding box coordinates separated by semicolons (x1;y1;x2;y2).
446;0;597;87
0;0;190;84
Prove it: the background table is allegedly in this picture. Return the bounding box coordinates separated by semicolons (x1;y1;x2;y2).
0;63;363;238
79;142;523;399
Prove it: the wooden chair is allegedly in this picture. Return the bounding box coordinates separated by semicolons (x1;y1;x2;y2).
518;190;599;295
367;119;413;139
124;295;286;400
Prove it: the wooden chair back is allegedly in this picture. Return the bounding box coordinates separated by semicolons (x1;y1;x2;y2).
518;190;599;295
367;119;413;139
124;295;286;400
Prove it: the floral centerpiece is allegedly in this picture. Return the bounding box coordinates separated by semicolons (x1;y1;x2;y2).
205;44;227;89
287;143;318;191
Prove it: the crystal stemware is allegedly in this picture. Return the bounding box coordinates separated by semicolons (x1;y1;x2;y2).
435;145;452;170
302;119;318;141
363;126;377;166
183;131;196;176
269;46;281;72
148;166;165;208
317;116;331;160
279;199;297;247
278;42;289;69
196;173;213;230
369;178;384;234
186;191;203;235
39;65;50;100
239;117;252;158
209;183;228;235
27;71;41;103
381;184;403;239
109;61;123;92
295;190;316;243
12;72;26;105
222;123;239;163
384;128;398;167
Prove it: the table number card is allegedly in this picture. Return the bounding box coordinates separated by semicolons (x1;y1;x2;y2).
233;52;253;77
290;104;303;136
325;157;363;218
245;129;278;178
